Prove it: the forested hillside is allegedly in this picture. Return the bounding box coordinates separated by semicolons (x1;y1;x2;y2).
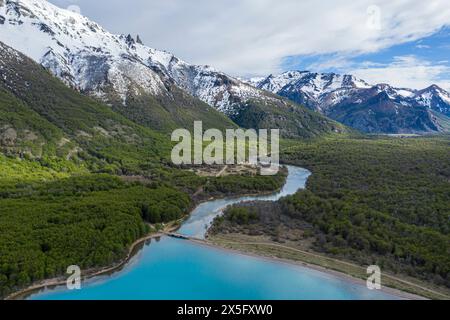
210;136;450;290
0;42;289;298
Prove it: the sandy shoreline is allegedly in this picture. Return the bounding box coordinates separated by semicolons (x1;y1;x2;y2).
10;232;427;301
5;187;284;301
5;167;291;300
5;230;170;300
189;239;428;300
7;226;430;300
5;168;435;301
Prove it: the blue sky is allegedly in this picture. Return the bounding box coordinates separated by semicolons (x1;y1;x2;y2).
282;27;450;71
281;27;450;89
49;0;450;90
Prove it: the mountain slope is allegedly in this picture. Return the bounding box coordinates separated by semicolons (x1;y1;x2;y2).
0;40;173;173
0;0;236;133
0;0;345;138
0;87;65;158
251;71;450;134
148;57;347;137
0;41;296;300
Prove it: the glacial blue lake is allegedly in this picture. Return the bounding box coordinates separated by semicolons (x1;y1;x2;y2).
30;166;399;300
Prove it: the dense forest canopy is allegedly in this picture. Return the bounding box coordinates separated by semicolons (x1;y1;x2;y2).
0;151;287;298
210;136;450;289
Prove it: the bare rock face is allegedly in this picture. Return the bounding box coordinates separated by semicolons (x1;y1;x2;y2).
0;126;17;146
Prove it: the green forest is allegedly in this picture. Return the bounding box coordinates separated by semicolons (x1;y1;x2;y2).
1;39;449;300
211;136;450;289
0;175;183;296
0;158;288;298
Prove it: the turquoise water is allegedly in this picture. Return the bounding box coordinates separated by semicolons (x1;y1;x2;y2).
178;165;312;239
30;166;399;300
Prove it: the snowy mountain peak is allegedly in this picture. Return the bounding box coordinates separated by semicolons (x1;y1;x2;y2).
420;84;450;99
0;0;174;103
0;0;272;114
249;70;450;133
252;70;450;114
254;71;372;100
1;0;448;135
414;84;450;113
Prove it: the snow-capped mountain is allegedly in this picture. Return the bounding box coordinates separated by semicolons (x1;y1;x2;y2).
249;71;372;113
0;0;266;114
0;0;168;103
250;71;450;133
0;0;342;138
414;85;450;115
149;57;267;116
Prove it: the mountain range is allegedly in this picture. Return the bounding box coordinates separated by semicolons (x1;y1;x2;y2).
0;0;449;300
0;0;449;136
249;71;450;134
0;0;343;139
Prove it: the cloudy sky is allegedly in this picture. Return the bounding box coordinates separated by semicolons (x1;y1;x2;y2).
49;0;450;90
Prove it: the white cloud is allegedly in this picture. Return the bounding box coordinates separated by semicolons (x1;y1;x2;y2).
48;0;450;77
349;56;450;90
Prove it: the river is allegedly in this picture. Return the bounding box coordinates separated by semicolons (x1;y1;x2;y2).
29;166;399;300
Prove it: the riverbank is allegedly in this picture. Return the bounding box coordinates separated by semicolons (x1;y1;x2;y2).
206;233;449;300
5;223;180;300
190;237;425;300
6;167;290;300
6;180;289;300
12;230;433;301
10;164;443;301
